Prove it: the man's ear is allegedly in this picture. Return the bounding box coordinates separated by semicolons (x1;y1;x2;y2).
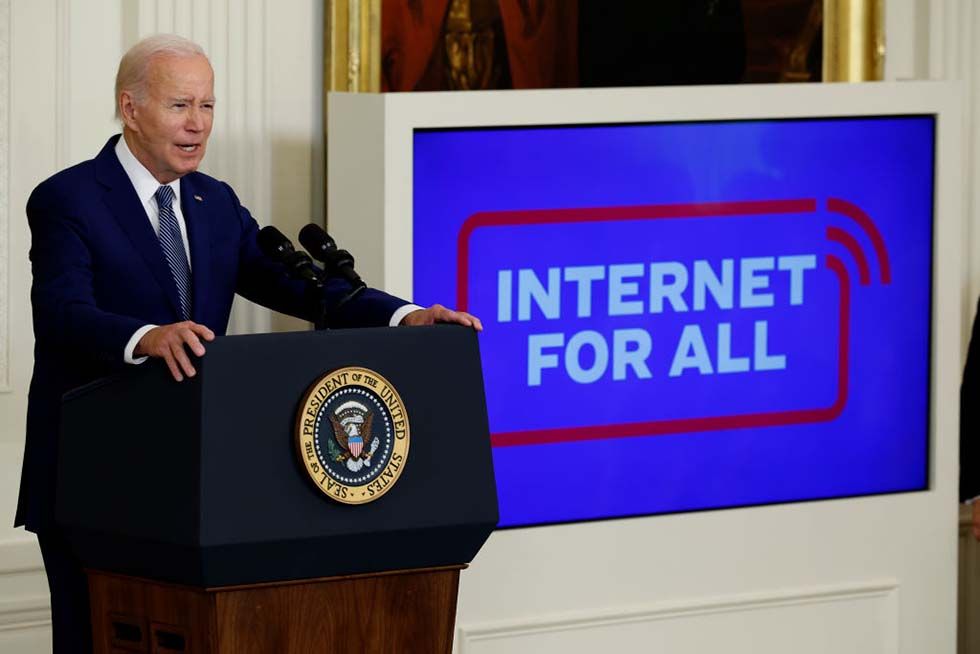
119;91;138;130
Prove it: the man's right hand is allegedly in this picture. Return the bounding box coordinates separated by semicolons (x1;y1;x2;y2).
135;321;215;382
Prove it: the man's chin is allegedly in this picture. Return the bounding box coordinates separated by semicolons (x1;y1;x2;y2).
172;159;203;176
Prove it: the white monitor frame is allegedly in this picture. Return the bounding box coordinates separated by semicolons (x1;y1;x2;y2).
328;82;963;653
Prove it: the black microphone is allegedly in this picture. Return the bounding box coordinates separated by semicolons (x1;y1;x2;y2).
298;224;366;291
298;223;338;259
257;226;322;284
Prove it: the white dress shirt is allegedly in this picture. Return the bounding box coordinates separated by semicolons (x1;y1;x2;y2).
114;136;420;364
116;136;190;364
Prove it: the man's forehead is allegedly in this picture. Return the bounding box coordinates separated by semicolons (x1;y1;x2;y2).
146;54;214;87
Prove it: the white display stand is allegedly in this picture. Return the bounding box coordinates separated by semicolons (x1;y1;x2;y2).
328;83;962;654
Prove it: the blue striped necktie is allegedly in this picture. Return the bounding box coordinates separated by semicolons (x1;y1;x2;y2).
154;185;192;320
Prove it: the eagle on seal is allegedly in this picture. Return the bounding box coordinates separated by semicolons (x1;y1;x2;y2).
329;400;378;471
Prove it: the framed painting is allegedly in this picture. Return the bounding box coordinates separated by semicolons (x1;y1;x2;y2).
323;0;884;97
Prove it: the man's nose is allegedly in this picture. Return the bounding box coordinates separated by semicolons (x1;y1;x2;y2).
185;107;206;132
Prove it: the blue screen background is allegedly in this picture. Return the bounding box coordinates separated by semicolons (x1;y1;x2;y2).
413;117;935;528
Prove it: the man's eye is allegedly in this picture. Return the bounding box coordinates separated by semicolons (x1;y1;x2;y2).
172;103;187;109
202;104;215;111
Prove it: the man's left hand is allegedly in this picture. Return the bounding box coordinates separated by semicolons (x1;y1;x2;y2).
400;304;483;331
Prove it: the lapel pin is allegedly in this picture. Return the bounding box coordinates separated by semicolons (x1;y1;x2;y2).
194;194;203;202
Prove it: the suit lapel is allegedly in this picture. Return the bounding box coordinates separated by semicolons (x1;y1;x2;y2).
95;137;182;318
180;175;211;324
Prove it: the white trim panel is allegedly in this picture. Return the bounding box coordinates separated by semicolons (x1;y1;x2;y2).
458;581;900;654
0;0;10;393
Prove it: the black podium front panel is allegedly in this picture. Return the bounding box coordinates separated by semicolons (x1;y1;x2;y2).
57;326;498;586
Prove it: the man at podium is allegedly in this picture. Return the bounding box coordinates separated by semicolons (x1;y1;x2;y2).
15;33;481;654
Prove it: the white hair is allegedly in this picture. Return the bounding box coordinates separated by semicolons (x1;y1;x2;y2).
115;34;209;120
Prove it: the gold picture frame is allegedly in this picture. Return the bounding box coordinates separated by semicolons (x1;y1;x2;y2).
324;0;382;94
323;0;885;110
824;0;885;82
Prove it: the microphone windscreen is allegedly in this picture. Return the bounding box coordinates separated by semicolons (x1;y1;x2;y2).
257;226;294;260
299;223;337;260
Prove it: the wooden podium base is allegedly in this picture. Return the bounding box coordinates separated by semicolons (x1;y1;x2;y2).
87;566;463;654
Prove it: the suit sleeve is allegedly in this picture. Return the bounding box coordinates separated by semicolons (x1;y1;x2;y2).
28;184;146;364
961;296;980;501
224;183;409;327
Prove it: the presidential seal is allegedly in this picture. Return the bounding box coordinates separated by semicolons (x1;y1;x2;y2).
295;367;410;504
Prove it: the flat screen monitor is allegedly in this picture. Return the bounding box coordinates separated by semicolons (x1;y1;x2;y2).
412;116;935;528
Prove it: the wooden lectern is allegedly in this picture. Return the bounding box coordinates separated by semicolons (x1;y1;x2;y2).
56;326;498;653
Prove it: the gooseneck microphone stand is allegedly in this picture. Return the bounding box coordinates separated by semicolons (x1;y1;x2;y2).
320;249;366;316
305;277;331;331
257;226;333;331
298;224;367;319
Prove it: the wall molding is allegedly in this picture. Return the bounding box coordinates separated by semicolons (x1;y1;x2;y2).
0;596;49;634
54;0;70;170
930;0;980;339
0;0;10;393
456;580;899;651
967;0;980;321
0;538;48;636
0;537;43;576
927;5;980;647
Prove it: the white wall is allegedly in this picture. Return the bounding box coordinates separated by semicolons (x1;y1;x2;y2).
910;0;980;349
0;0;325;647
0;0;977;651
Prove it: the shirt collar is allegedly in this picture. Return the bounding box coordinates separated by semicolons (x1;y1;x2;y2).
114;134;181;208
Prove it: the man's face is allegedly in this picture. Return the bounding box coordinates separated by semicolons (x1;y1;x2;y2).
121;54;215;184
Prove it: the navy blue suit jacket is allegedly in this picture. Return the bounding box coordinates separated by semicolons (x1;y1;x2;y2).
15;135;407;531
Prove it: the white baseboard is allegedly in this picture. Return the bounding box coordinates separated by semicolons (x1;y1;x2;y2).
0;537;43;575
0;535;49;639
0;596;49;633
457;580;900;654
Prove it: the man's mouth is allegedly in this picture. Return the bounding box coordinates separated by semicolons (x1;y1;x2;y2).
177;144;200;153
